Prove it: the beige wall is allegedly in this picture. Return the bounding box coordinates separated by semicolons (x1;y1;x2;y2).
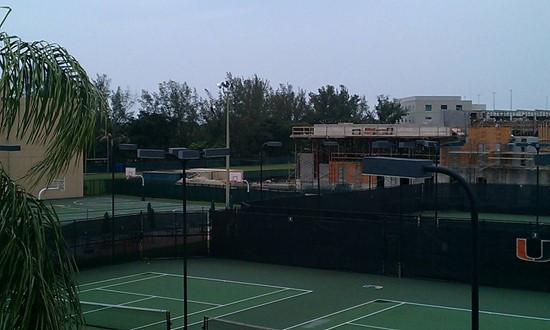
0;104;84;199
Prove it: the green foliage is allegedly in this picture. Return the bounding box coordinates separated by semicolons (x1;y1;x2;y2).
105;73;385;159
0;33;107;183
135;81;202;148
0;10;107;328
374;94;407;124
308;85;370;124
0;169;83;329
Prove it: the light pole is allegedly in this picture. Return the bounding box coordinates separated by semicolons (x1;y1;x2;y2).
515;142;550;233
218;81;231;209
260;141;283;200
416;140;465;221
137;147;229;330
110;142;139;264
109;134;115;263
362;157;479;330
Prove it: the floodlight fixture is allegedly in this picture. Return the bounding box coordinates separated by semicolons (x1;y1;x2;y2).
263;141;283;148
0;145;21;151
178;149;201;160
203;147;230;158
137;149;166;159
118;143;138;151
362;157;433;178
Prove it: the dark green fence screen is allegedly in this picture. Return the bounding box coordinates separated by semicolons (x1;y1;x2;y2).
62;211;208;268
210;183;550;292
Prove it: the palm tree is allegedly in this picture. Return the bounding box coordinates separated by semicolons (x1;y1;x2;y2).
0;7;107;329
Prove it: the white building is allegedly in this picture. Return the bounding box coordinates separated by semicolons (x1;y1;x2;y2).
398;96;485;127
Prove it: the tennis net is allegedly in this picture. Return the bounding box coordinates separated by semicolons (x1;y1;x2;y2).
203;316;275;330
81;301;171;329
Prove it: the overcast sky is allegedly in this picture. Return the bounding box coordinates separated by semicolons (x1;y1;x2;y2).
3;0;549;110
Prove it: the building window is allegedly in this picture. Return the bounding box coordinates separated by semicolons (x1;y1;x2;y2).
425;104;432;111
441;105;447;110
456;105;463;111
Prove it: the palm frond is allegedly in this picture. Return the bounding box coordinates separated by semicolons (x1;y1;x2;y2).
0;32;108;183
0;167;84;329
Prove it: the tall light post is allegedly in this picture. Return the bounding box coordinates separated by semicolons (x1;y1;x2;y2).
417;140;465;221
109;134;115;263
218;81;231;209
515;142;550;233
260;141;283;200
362;157;479;330
137;147;229;330
109;142;139;264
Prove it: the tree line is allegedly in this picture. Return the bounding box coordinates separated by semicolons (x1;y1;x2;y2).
93;73;406;158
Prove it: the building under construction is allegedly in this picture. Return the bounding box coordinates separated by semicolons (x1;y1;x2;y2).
291;117;550;189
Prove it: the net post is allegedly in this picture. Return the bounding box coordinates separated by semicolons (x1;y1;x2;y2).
166;310;171;330
202;316;208;330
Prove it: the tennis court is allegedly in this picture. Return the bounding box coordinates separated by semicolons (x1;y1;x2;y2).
76;259;550;329
47;196;218;222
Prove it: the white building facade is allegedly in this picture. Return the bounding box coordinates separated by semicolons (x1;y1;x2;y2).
398;96;485;128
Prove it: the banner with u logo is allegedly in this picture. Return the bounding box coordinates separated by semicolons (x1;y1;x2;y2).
516;238;550;262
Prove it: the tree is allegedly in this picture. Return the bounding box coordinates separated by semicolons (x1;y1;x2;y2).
220;73;273;157
111;86;135;126
374;94;407;124
0;8;107;329
308;85;369;124
267;83;311;150
137;81;201;149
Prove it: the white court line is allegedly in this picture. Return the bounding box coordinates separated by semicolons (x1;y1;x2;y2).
80;271;312;330
149;271;311;292
181;289;313;330
348;323;397;330
326;303;405;330
79;274;167;293
283;300;379;330
383;299;550;322
79;272;155;287
97;288;221;307
82;296;155;315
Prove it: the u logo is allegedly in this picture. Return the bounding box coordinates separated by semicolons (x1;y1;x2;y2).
516;238;550;262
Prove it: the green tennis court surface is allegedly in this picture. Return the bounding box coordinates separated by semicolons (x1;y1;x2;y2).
411;210;550;224
76;259;550;330
46;196;218;222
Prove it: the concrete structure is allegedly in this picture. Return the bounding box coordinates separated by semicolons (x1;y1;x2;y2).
398;96;485;127
0;136;83;199
484;109;550;121
291;123;463;139
0;102;84;199
187;168;243;183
